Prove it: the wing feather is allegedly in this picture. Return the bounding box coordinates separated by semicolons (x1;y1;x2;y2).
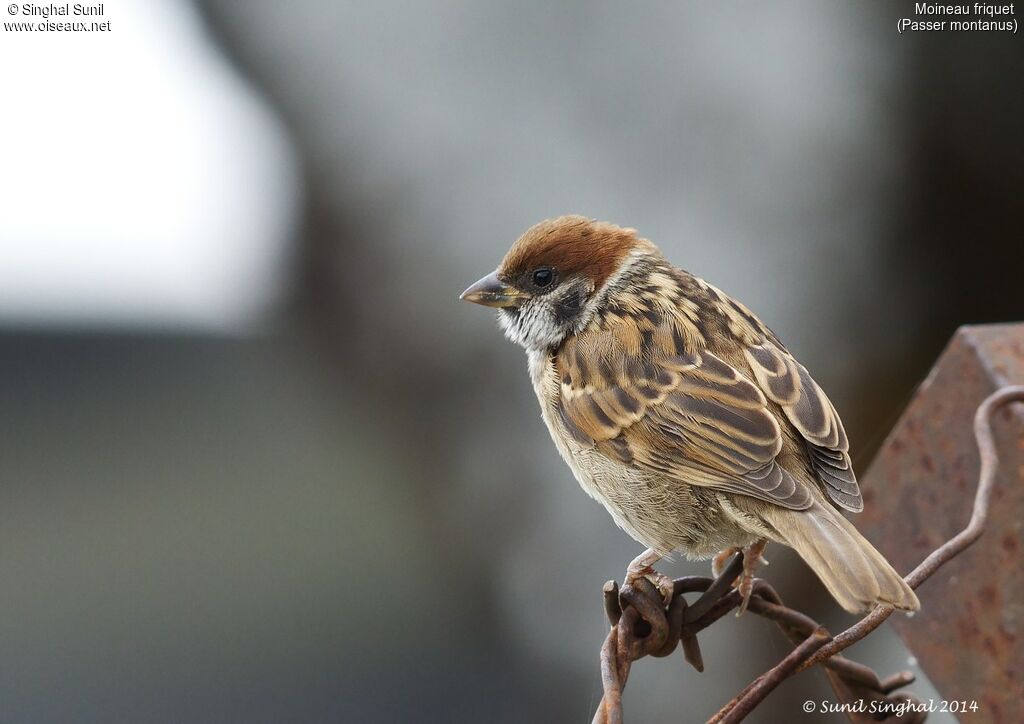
558;329;813;510
745;341;862;512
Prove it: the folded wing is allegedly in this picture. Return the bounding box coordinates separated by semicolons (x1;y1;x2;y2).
557;330;813;510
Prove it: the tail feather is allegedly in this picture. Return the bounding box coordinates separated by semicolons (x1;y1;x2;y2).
761;500;919;614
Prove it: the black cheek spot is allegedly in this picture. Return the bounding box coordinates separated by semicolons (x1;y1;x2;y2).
553;287;586;326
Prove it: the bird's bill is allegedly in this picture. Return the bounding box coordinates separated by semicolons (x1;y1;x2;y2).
459;272;528;308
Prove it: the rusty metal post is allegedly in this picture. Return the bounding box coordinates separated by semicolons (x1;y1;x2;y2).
859;323;1024;720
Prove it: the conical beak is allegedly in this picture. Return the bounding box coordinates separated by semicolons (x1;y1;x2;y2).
459;272;528;308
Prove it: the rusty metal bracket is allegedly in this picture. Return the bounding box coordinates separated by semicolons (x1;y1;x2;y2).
859;323;1024;721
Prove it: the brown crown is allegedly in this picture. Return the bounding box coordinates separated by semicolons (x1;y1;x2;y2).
498;215;640;290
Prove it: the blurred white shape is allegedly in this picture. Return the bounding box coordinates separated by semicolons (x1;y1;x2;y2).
0;0;298;330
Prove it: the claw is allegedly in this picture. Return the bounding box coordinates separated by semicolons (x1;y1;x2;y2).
736;571;755;616
625;548;673;607
712;547;741;578
626;567;674;607
711;540;769;616
734;539;768;617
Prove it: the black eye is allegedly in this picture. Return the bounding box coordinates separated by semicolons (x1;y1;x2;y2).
532;267;555;288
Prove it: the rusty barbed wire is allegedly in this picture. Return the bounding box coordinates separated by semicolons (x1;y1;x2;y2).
592;385;1024;724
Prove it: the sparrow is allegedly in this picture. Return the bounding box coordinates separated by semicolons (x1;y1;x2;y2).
460;216;919;614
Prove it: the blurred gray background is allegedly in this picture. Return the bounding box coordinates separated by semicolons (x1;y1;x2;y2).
1;1;1021;722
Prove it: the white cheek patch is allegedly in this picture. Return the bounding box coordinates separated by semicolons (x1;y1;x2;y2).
496;254;646;352
496;309;521;343
498;302;565;351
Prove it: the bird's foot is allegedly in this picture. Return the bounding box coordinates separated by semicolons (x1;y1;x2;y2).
625;565;675;608
625;548;674;607
735;540;769;616
712;546;742;578
712;540;769;616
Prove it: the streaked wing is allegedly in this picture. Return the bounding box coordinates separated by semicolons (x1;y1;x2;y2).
556;328;813;511
744;341;862;512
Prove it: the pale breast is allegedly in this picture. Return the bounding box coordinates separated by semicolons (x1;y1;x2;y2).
526;349;728;555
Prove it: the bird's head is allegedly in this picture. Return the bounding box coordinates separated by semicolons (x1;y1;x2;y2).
460;215;643;351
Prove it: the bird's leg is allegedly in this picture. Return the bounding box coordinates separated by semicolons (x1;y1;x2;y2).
711;540;770;615
712;547;742;578
625;548;674;607
735;539;769;616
